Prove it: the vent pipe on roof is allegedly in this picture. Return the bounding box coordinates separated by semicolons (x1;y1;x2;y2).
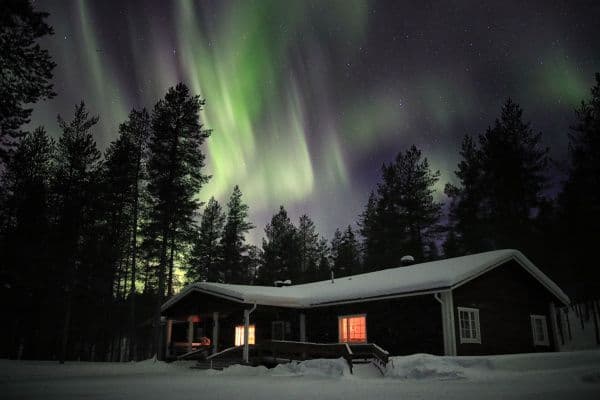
330;267;335;284
401;255;415;266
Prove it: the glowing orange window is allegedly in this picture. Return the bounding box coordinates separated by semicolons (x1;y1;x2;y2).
338;315;367;343
235;325;255;346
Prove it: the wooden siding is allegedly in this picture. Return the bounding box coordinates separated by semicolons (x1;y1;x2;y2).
304;294;444;356
453;259;557;355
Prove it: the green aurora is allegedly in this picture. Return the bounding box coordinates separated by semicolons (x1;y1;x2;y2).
31;0;599;242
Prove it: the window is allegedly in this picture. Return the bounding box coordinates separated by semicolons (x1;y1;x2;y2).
458;307;481;344
338;315;367;343
234;325;255;346
530;315;549;346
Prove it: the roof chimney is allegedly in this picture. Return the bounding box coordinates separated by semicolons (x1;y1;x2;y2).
401;255;415;266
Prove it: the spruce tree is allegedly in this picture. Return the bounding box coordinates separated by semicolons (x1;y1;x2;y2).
297;214;320;283
146;83;210;356
558;73;600;299
259;206;300;285
221;186;254;284
442;230;461;258
315;238;331;281
361;145;442;268
187;197;225;283
0;0;56;161
331;226;361;277
1;127;55;359
358;191;380;271
444;135;486;252
446;99;549;254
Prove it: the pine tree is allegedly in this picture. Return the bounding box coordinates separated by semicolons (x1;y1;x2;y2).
0;0;56;161
146;83;210;356
103;108;150;360
446;99;549;254
221;186;254;284
52;102;102;363
259;206;301;285
558;73;600;299
123;109;149;361
187;197;225;283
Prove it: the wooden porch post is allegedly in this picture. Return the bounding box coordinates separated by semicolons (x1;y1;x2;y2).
549;302;561;350
243;304;257;363
243;309;250;363
439;291;457;356
187;319;194;353
299;313;306;342
165;319;173;358
212;311;219;354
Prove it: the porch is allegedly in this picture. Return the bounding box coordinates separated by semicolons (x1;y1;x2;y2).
188;340;390;374
161;288;389;372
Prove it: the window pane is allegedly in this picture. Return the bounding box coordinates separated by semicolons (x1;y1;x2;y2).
535;318;545;342
339;316;366;343
235;325;255;346
459;308;480;342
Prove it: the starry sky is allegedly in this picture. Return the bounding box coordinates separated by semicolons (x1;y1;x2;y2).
30;0;600;244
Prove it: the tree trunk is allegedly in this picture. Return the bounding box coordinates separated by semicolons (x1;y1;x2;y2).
167;234;175;297
59;288;72;364
128;179;139;361
152;227;168;359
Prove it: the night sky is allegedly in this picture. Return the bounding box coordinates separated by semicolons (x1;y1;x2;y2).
30;0;600;243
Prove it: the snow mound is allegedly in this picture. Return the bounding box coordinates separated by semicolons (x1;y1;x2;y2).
581;371;600;384
386;351;600;381
386;354;493;380
270;358;351;378
214;364;270;376
208;358;352;378
486;350;600;372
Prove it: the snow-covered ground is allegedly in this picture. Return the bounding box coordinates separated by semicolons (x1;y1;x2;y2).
1;351;599;400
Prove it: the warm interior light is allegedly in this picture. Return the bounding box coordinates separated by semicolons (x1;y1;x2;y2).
338;315;367;343
235;325;255;346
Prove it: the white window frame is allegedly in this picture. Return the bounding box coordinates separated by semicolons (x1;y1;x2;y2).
338;314;368;343
530;315;549;346
457;307;481;344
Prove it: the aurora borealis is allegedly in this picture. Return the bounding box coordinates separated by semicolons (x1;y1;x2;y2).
30;0;600;242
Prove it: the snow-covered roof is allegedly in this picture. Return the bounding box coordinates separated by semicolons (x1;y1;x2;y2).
162;249;570;311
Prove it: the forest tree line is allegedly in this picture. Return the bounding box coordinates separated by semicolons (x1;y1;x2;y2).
1;1;599;361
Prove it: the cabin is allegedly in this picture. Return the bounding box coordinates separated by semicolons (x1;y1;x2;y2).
161;249;569;366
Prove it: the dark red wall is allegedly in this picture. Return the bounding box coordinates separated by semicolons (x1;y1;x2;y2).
453;260;558;355
305;294;444;356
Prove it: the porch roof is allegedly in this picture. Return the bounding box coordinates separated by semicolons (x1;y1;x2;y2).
161;249;569;312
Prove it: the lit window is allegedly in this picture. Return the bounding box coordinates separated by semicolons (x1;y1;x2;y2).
338;315;367;343
458;307;481;344
530;315;549;346
235;325;255;346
